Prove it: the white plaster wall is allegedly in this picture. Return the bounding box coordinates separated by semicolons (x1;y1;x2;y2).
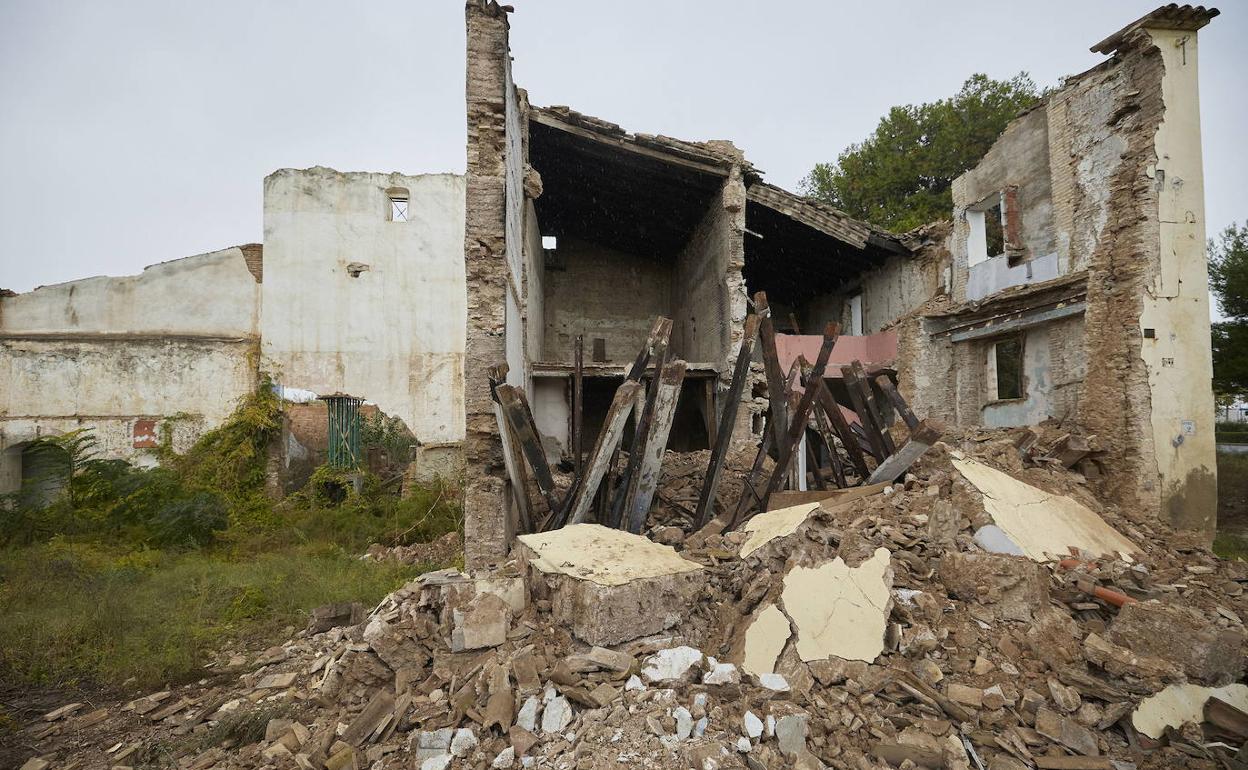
1139;28;1217;531
261;168;467;445
1;247;260;336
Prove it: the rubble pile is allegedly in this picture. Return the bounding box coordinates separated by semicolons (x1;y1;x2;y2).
23;429;1248;770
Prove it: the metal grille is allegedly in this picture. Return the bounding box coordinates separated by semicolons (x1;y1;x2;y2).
322;395;362;469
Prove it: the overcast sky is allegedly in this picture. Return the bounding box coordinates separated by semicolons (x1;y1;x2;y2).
1;1;1244;298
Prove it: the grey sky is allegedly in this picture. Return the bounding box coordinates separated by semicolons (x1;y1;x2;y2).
1;1;1244;298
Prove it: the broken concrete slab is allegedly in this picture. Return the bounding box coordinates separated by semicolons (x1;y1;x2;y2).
516;524;704;646
516;523;701;586
951;456;1137;561
738;502;820;558
938;551;1049;623
1107;599;1246;685
1131;682;1248;739
782;547;893;663
741;603;791;676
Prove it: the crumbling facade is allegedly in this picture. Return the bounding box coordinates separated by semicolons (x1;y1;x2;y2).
0;3;1219;550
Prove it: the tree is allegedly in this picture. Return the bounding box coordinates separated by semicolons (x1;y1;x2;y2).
1209;222;1248;403
800;73;1041;232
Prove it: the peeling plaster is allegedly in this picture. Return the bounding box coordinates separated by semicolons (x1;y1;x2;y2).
740;603;791;676
781;547;893;663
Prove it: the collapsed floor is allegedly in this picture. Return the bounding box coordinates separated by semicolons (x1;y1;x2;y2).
18;426;1248;770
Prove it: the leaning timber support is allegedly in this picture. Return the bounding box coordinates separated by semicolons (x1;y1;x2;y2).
813;373;871;480
874;374;919;430
488;365;534;534
841;364;888;460
695;315;760;528
495;384;562;517
752;323;839;514
852;361;896;455
754;292;791;471
623;360;687;534
866;419;945;484
606;320;673;528
567;381;643;525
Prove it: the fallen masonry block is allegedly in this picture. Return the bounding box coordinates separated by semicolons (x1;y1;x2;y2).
516;524;703;646
1035;706;1100;756
951;455;1137;561
255;672;298;690
307;602;366;634
450;592;510;652
938;551;1049;623
1107;600;1246;685
782;547;893;663
641;646;704;684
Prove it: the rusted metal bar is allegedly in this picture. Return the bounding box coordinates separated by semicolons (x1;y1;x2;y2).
568;381;642;525
624;359;687;534
694;314;760;528
874;374;918;430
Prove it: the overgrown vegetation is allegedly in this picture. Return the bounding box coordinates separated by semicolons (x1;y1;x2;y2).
801;73;1042;232
1209;222;1248;404
0;381;461;691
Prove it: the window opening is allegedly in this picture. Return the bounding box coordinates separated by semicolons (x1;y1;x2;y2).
988;337;1024;401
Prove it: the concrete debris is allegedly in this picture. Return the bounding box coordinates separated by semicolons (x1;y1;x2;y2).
952;456;1138;561
782;546;893;663
737;502;820;558
1132;682;1248;739
20;426;1248;770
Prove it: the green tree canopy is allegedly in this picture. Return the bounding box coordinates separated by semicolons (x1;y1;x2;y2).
800;73;1041;232
1209;222;1248;403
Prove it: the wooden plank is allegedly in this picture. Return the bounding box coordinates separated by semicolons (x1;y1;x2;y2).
606;320;673;528
1032;757;1112;770
568;381;642;524
731;423;775;528
866;419;944;484
767;482;891;511
753;292;791;475
812;375;871;479
628;317;672;381
809;391;847;488
624;360;687;533
1205;695;1248;741
852;360;896;455
496;385;562;516
806;435;827;491
702;378;717;448
840;364;888;460
487;365;534;533
874;374;919;430
694;314;760;528
752;323;839;516
573;334;584;472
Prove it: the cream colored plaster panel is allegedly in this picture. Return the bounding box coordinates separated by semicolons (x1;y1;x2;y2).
739;503;820;558
1133;682;1248;739
741;603;791;676
516;524;701;587
781;547;893;663
952;457;1137;561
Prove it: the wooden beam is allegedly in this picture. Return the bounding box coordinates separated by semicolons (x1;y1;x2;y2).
752;322;840;516
841;365;888;460
531;109;732;178
606;320;673;528
852;361;895;455
866;419;944;485
488;366;534;534
730;420;775;529
623;360;687;534
754;292;791;476
810;390;847;488
695;314;760;528
567;381;642;524
495;384;562;516
874;374;918;430
813;376;871;479
573;334;584;472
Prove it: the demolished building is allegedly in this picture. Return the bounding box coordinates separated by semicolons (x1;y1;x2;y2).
0;4;1221;554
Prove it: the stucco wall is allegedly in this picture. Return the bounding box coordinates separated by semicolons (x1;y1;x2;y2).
1139;28;1217;533
541;237;672;364
0;246;261;492
260;167;466;446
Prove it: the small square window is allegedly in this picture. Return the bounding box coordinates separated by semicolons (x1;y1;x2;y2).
542;235;558;250
987;337;1024;401
390;198;409;222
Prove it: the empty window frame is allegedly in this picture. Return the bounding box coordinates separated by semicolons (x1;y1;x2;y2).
967;193;1005;267
386;187;410;222
986;336;1024;401
848;293;864;336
